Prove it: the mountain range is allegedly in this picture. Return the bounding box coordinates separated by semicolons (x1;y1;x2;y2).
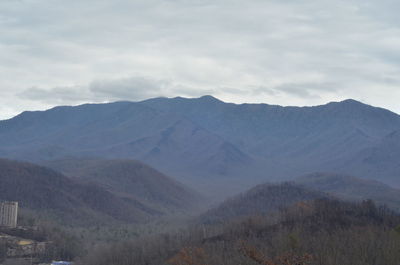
1;96;399;196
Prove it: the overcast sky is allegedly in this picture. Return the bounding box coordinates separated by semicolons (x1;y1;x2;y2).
1;0;399;119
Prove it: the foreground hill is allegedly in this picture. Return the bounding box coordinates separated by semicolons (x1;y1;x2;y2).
80;198;400;265
294;172;400;211
1;96;400;193
200;183;328;223
42;158;202;212
0;159;177;225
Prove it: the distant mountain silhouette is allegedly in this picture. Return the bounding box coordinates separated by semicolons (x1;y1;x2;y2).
294;172;400;211
1;96;400;195
42;158;202;213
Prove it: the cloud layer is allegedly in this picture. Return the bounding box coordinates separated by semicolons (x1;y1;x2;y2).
1;0;400;118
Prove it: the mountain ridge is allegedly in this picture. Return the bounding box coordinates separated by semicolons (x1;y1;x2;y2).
0;158;160;225
0;158;202;225
41;158;202;213
200;182;329;223
294;172;400;211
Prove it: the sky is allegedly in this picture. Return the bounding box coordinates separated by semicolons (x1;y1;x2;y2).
1;0;400;119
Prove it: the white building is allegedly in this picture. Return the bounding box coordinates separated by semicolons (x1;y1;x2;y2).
0;201;18;228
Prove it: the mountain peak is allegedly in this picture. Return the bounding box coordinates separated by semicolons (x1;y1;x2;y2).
198;95;223;103
340;99;361;104
322;99;378;112
327;99;366;107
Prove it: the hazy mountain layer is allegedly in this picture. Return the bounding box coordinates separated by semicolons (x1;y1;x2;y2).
295;172;400;211
200;183;328;223
42;158;202;213
0;159;167;225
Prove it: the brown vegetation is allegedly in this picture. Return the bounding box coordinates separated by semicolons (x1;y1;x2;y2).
77;198;400;265
239;241;313;265
168;247;207;265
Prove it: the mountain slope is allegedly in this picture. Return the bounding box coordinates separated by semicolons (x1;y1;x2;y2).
0;159;166;225
295;172;400;211
100;119;253;177
200;183;328;223
337;131;400;186
42;158;202;212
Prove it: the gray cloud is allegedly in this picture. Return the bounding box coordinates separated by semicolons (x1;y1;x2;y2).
1;0;400;118
18;86;91;105
276;82;341;98
18;76;216;105
89;77;172;100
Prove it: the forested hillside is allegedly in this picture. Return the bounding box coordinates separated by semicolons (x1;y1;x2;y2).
200;183;328;223
0;159;196;225
295;173;400;211
78;198;400;265
42;158;202;213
